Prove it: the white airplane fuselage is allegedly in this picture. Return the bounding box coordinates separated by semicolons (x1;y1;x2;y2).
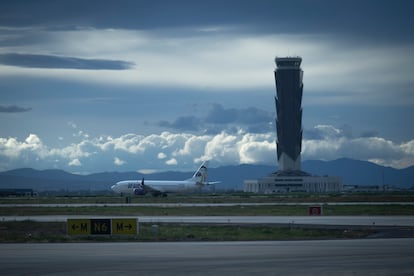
111;179;202;195
111;161;217;196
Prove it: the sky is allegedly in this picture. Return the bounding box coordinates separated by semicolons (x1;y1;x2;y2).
0;0;414;173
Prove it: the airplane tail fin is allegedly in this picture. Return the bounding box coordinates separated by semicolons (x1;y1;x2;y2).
190;161;209;184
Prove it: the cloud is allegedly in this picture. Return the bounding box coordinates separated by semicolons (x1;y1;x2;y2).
0;25;414;104
0;134;44;159
205;104;274;134
0;2;412;176
0;105;31;113
114;157;126;166
302;125;414;168
206;103;273;125
1;1;413;44
304;124;351;140
0;53;134;70
0;26;413;108
68;158;81;166
67;121;77;129
166;158;177;165
158;103;274;134
0;0;413;120
0;127;413;173
158;116;201;132
157;152;167;159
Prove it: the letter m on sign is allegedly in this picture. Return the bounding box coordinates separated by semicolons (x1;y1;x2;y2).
117;222;124;231
80;223;88;232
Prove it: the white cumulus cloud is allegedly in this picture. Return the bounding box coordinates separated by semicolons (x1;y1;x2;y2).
166;158;178;165
0;127;413;172
157;152;167;159
68;158;81;167
114;157;126;166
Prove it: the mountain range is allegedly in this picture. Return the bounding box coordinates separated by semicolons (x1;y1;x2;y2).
0;158;413;193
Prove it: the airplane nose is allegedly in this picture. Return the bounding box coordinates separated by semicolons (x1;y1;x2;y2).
111;184;117;191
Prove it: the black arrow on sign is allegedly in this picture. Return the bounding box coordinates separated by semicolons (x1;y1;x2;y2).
125;224;133;230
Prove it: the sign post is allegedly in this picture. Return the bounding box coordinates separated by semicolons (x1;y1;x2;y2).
67;218;138;236
309;206;323;216
112;218;138;235
91;219;111;235
67;219;90;235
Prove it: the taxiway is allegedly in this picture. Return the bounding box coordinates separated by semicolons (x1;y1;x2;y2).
1;239;413;275
2;215;414;226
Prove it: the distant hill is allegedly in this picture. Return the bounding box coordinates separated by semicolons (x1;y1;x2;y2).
302;158;414;187
209;158;414;190
0;158;413;192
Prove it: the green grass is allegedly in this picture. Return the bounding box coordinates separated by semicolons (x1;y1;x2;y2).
138;224;370;241
0;221;67;242
0;221;373;242
323;205;414;215
1;192;414;204
2;204;414;216
2;194;412;243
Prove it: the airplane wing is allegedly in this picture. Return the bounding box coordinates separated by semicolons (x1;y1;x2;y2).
144;184;163;193
140;179;165;194
205;181;221;185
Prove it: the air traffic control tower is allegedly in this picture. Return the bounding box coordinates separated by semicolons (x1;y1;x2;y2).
274;57;303;172
244;57;342;193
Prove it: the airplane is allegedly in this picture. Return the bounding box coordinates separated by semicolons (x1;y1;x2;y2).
111;161;220;196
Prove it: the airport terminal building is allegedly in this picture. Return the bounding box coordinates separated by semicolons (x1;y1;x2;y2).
244;172;342;193
244;57;342;193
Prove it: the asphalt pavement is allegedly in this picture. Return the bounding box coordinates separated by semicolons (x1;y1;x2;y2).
2;215;414;226
1;239;414;275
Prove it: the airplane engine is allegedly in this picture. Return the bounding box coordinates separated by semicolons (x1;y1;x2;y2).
133;187;146;195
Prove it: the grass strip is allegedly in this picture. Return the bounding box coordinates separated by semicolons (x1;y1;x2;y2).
1;193;414;205
0;221;373;243
1;204;414;216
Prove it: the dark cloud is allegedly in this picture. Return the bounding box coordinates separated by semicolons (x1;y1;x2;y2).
1;1;413;43
158;116;201;132
0;105;32;113
206;103;273;126
0;53;134;70
0;29;50;47
205;104;238;124
360;131;379;138
159;103;274;134
340;124;353;139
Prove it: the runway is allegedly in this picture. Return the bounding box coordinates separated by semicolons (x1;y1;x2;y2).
2;215;414;226
1;239;414;275
2;202;414;207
